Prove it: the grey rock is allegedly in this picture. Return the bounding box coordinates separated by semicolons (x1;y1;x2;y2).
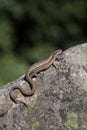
0;43;87;130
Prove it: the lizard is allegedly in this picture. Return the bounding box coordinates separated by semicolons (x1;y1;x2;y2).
9;49;62;104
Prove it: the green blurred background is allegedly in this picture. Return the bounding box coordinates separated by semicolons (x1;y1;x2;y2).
0;0;87;86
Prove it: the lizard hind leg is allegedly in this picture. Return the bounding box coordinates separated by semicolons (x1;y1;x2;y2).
32;73;43;80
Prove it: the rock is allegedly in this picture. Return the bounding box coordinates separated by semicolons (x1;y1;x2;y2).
0;43;87;130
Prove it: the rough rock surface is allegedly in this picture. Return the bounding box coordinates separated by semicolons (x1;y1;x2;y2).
0;43;87;130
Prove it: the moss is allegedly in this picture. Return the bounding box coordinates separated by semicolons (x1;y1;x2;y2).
64;112;78;130
31;117;40;127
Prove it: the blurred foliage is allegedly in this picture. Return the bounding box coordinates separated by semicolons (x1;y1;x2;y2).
0;54;27;85
0;0;87;85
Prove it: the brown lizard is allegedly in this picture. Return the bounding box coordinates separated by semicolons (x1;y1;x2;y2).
9;49;62;104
